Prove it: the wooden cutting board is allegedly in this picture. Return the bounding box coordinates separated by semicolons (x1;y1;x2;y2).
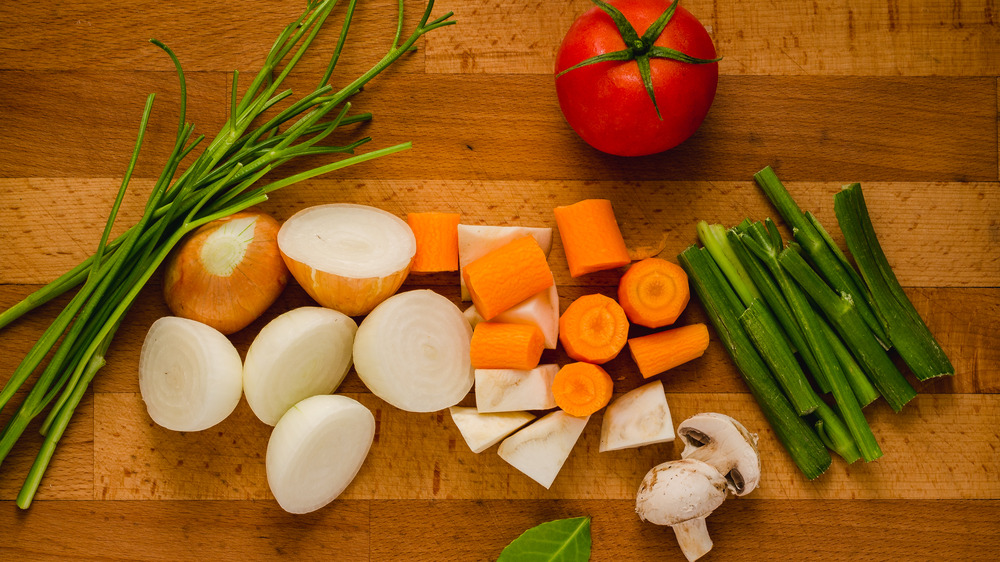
1;0;998;559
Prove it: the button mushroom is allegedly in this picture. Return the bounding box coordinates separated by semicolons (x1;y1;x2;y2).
635;458;727;562
677;412;761;496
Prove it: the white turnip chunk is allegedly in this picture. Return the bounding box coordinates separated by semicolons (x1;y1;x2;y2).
475;364;558;413
498;409;589;488
448;406;535;453
599;380;675;452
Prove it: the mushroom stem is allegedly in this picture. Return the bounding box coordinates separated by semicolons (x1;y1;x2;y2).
672;517;713;562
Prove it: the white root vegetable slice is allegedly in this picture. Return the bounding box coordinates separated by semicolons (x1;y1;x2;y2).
449;406;535;453
278;204;416;316
243;307;358;426
599;380;675;452
266;394;375;514
475;364;558;413
498;409;589;489
353;290;474;412
458;224;553;300
138;316;243;432
464;284;560;349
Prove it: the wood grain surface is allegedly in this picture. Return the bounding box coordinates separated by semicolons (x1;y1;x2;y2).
1;0;998;560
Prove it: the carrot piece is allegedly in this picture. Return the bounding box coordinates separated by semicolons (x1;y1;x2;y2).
552;362;614;417
558;294;630;364
407;212;460;273
553;199;631;277
470;322;545;370
462;235;554;321
617;258;690;328
628;323;710;378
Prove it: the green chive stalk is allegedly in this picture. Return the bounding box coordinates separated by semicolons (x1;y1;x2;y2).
834;183;954;380
679;246;832;479
753;166;888;345
739;300;860;463
739;221;882;462
0;0;456;509
777;247;917;413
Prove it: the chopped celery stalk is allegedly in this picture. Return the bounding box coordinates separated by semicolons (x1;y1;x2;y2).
753;166;888;345
814;316;880;407
679;246;831;480
778;247;917;413
726;227;830;394
811;402;861;464
696;221;763;308
740;299;821;416
834;183;955;380
740;224;882;462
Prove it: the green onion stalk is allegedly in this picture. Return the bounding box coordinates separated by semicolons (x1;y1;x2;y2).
834;183;954;381
678;246;832;479
0;0;455;509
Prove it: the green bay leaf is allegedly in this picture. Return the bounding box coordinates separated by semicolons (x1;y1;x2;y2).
497;516;592;562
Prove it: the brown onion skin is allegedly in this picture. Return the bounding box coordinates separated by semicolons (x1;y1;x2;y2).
163;210;289;334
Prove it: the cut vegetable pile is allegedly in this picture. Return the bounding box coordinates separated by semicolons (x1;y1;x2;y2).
679;166;954;479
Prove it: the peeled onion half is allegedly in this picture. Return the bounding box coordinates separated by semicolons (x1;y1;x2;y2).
138;316;243;432
164;210;289;334
353;290;474;412
277;204;416;316
243;307;358;426
266;394;375;514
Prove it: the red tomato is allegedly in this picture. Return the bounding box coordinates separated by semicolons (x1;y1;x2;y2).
554;0;719;157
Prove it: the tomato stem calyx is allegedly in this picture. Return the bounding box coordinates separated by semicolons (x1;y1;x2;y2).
556;0;720;120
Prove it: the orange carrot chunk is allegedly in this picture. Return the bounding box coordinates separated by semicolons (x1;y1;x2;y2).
558;294;630;364
628;323;710;378
407;212;460;273
617;258;690;328
553;199;631;277
470;322;545;370
552;362;614;417
462;235;554;321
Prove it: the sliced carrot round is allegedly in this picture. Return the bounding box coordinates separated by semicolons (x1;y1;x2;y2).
558;293;629;364
552;362;614;417
617;258;690;328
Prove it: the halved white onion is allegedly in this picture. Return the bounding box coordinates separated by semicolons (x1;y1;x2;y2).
599;380;675;452
457;224;553;301
243;307;358;426
138;316;243;432
498;409;589;489
464;284;560;349
353;289;473;412
266;394;375;514
449;406;535;454
277;204;416;316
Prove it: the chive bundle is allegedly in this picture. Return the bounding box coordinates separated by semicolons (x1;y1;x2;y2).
682;166;953;478
0;0;455;508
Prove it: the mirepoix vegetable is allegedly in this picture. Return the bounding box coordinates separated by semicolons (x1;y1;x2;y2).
456;224;553;301
627;323;710;378
558;293;630;364
462;235;555;321
475;364;559;413
599;380;675;452
163;209;288;334
498;409;590;489
0;0;456;509
465;284;560;349
617;257;690;328
551;362;615;417
553;199;632;276
449;407;536;454
138;316;244;432
277;204;417;316
406;211;461;273
469;322;546;371
266;394;375;515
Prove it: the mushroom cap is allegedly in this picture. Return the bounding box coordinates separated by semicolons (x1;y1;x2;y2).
635;458;728;526
677;412;761;497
